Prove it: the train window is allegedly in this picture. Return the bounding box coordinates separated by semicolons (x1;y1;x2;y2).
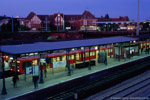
76;53;79;60
57;57;60;62
79;53;82;58
11;63;16;68
62;56;66;61
22;61;32;69
105;49;108;53
90;52;92;56
70;55;74;60
11;61;20;68
22;63;26;69
68;55;71;60
85;52;89;57
90;52;95;56
60;56;62;61
17;61;20;63
147;42;149;46
52;58;57;62
110;49;113;52
32;60;37;65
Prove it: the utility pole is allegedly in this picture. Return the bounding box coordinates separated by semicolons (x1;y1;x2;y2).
136;0;140;35
63;14;65;31
1;53;7;95
19;17;21;32
46;16;48;32
12;16;14;33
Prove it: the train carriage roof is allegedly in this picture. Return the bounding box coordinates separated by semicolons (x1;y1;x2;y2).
0;36;138;55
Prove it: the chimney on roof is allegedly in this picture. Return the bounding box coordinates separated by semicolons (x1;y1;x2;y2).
105;14;109;19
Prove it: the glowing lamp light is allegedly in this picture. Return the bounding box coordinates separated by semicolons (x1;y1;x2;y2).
3;56;9;60
95;46;98;50
18;69;20;72
10;57;13;60
133;41;136;43
81;47;84;50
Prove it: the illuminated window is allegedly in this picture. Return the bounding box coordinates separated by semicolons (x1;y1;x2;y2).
52;58;57;62
76;54;79;60
57;57;60;61
62;56;66;61
85;52;89;57
32;60;37;65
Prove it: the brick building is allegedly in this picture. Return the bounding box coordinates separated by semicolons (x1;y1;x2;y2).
24;11;98;31
24;11;129;31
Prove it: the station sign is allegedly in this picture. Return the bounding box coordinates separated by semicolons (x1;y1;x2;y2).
26;66;33;75
40;58;46;63
66;27;71;30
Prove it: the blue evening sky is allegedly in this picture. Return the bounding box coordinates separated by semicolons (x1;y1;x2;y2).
0;0;149;21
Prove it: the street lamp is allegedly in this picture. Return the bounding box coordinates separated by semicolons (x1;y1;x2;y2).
136;0;140;35
1;54;7;95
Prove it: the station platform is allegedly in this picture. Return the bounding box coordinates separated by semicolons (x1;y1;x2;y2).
0;52;150;100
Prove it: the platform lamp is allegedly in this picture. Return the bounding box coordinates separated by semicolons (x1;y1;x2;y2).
39;53;44;83
136;0;140;36
1;53;7;95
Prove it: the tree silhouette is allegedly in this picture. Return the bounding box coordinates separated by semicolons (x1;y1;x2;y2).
1;18;20;32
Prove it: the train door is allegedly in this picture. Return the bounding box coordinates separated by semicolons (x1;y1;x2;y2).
78;52;84;62
109;46;114;58
11;60;20;73
90;50;96;59
22;61;32;74
85;51;89;61
69;54;76;64
76;53;79;62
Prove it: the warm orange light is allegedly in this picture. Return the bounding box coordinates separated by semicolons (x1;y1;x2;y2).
5;56;9;60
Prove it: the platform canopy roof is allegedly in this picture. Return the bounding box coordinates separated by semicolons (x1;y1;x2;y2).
0;36;138;55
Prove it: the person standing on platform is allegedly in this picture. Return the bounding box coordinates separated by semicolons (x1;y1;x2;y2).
33;76;39;89
146;48;149;54
44;64;47;78
12;74;18;88
141;48;143;54
132;50;134;58
124;53;127;61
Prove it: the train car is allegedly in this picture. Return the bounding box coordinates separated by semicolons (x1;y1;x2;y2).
10;46;114;74
10;55;39;74
46;48;97;68
10;48;97;73
139;41;150;49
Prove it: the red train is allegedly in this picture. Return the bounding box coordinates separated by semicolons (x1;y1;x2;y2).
10;46;114;74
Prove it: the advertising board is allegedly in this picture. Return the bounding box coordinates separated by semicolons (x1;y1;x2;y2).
53;60;66;68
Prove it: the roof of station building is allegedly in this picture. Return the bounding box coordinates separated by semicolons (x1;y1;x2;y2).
134;34;150;39
0;36;138;55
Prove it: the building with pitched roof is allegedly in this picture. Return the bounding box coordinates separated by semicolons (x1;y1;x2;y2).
24;11;130;31
24;11;98;31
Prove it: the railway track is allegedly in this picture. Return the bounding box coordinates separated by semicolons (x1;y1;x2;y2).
86;69;150;100
102;76;150;100
47;59;150;100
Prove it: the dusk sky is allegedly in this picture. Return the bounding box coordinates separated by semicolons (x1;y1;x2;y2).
0;0;149;21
